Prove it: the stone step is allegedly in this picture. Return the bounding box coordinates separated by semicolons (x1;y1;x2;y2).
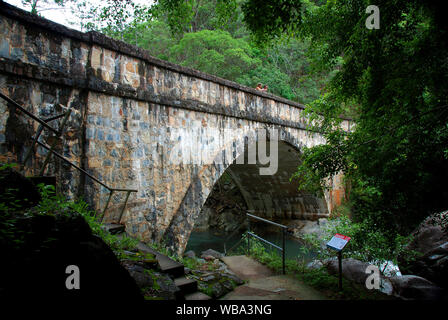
101;223;125;235
136;242;185;278
174;277;197;295
127;241;213;300
184;292;212;300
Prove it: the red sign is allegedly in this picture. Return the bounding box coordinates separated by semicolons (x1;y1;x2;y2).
335;234;351;241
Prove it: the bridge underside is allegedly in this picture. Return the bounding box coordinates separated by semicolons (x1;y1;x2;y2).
225;141;329;221
162;139;332;255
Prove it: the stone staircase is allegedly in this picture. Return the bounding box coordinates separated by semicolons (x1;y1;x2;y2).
135;242;211;300
106;225;210;300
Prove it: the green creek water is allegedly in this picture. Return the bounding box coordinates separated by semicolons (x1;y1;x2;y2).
185;228;316;262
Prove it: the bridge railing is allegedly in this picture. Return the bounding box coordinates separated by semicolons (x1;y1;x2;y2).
246;211;287;275
0;91;137;224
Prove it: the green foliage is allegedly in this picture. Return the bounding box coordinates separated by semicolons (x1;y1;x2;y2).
291;129;350;196
130;20;177;60
169;29;260;82
88;0;335;104
298;267;391;300
0;164;26;249
0;167;138;255
0;200;21;249
143;269;161;290
287;0;448;237
21;0;71;15
302;215;416;267
76;203;139;253
33;184;69;215
202;284;214;297
181;256;199;270
73;0;152;38
34;182;140;253
237;64;296;100
233;232;300;274
241;0;302;45
146;238;181;262
156;0;241;36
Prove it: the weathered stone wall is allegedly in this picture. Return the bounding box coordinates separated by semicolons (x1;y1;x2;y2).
0;2;350;255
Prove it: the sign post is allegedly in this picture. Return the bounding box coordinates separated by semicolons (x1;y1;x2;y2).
326;233;351;291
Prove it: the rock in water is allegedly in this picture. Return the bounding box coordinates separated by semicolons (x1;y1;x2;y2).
184;250;196;258
201;248;223;259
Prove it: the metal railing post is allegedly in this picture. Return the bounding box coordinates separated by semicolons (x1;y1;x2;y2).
101;189;114;222
22;113;67;172
22;124;43;170
247;215;250;256
117;190;131;224
245;212;288;274
338;250;343;291
39;109;71;176
282;227;286;275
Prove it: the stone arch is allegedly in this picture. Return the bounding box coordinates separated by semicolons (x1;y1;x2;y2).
162;125;330;255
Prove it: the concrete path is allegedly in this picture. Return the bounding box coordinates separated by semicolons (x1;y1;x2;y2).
220;255;328;300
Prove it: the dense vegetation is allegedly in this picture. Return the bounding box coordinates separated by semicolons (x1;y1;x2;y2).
288;0;448;240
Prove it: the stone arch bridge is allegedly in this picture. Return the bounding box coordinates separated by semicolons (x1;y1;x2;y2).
0;3;350;255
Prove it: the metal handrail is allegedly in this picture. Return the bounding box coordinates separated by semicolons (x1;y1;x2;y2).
224;237;244;256
0;92;137;224
247;213;288;229
246;211;287;274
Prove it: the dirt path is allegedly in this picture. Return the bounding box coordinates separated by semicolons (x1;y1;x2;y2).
220;255;329;300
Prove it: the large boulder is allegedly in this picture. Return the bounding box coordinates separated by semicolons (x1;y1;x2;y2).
201;248;224;259
389;275;445;300
324;257;446;300
0;211;143;303
184;250;196;258
187;258;243;298
325;257;372;285
122;261;154;288
399;210;448;288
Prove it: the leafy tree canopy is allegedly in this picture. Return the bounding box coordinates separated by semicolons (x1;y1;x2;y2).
287;0;448;234
169;29;259;81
